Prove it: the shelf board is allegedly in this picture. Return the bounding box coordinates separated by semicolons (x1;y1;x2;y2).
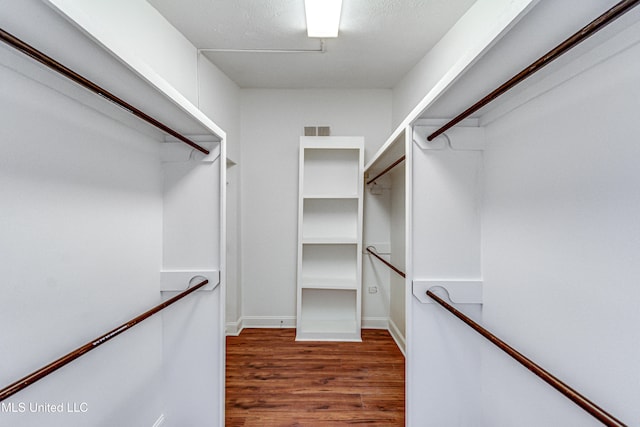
296;319;361;342
302;237;358;244
301;277;358;290
303;194;359;199
364;128;406;176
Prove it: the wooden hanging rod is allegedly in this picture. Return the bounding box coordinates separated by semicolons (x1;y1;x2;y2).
427;0;640;142
427;290;628;427
366;246;406;278
0;28;210;155
366;155;405;185
0;278;210;402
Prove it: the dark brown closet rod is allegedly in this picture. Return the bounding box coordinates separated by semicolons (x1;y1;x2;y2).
0;28;210;155
427;290;627;427
366;155;405;185
427;0;640;142
0;278;209;402
366;246;406;278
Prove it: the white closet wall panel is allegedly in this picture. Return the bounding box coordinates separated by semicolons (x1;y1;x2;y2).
0;1;226;425
363;128;410;348
162;157;221;269
161;146;223;424
409;145;483;425
0;55;164;427
389;167;406;343
406;2;640;425
412;148;483;280
481;36;640;427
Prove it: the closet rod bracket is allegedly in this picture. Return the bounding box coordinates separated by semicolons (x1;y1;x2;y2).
413;280;483;304
160;270;220;292
414;126;485;151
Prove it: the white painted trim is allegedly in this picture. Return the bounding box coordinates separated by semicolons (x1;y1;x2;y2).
234;317;398;331
232;317;397;334
229;316;406;357
362;317;388;330
241;316;296;329
388;317;406;357
225;318;244;336
152;414;165;427
404;124;415;427
218;136;227;427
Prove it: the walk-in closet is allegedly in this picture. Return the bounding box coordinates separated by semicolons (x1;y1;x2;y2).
2;0;639;426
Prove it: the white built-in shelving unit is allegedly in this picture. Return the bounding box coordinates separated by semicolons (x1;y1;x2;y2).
296;137;364;341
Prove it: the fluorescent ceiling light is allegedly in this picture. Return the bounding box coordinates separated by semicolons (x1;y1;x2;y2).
304;0;342;38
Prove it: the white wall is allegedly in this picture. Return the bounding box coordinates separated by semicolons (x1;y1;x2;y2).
480;26;640;427
240;89;392;328
45;0;245;343
0;13;163;427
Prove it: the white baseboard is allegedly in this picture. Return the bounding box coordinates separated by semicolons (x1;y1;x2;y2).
225;318;244;336
388;317;406;357
237;316;296;330
228;315;405;357
362;317;388;330
152;414;165;427
238;316;385;331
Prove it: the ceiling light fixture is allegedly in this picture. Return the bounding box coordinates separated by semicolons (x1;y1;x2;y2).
198;40;326;54
304;0;342;38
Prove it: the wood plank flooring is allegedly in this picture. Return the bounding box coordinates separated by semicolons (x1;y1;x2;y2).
226;328;405;426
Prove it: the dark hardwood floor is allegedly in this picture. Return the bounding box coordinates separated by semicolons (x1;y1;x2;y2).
226;328;405;426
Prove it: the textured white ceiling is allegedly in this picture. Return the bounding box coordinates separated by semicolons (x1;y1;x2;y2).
147;0;477;89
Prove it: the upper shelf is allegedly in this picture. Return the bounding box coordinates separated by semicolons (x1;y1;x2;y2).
0;1;224;148
303;194;359;199
365;1;640;174
419;1;640;125
364;128;406;179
